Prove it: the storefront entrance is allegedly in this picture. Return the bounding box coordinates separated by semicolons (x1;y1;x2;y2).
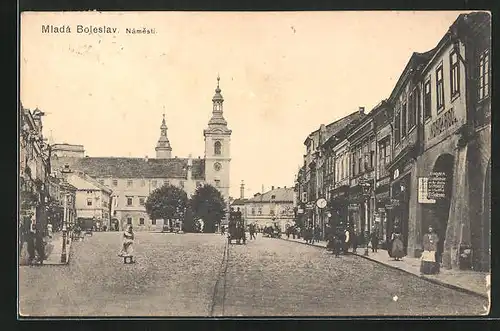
391;174;410;254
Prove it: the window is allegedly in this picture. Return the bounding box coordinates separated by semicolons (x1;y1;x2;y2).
436;65;445;111
214;179;220;188
163;180;169;186
180;181;185;188
214;141;222;155
370;151;375;170
251;208;255;215
139;197;145;206
139;218;145;225
401;103;407;138
127;217;132;225
408;92;416;130
113;211;117;216
479;49;490;100
112;179;118;186
270;209;275;216
127;197;133;206
450;50;460;97
127;180;133;187
378;138;391;177
258;208;262;215
152;180;157;188
394;112;401;144
140;180;146;187
357;148;362;174
152;219;156;225
87;198;92;206
424;80;432;119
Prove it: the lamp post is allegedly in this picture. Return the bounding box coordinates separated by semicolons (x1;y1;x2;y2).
61;194;68;263
360;180;373;256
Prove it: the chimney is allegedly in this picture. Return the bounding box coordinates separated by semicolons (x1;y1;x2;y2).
240;180;245;199
284;186;287;189
145;155;148;162
271;186;275;190
359;106;365;115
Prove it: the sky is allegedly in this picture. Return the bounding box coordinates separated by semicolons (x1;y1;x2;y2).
20;11;469;198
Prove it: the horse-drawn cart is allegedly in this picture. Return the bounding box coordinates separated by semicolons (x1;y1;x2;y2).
228;210;246;245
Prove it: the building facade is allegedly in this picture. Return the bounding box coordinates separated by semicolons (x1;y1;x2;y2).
244;187;295;232
294;12;490;272
50;77;232;231
19;106;51;233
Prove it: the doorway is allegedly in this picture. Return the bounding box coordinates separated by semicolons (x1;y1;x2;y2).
430;154;454;263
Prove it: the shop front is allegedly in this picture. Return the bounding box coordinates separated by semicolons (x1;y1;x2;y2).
375;182;391;248
329;185;349;229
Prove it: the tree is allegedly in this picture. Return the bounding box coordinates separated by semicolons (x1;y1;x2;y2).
182;205;196;233
145;184;188;224
190;184;226;233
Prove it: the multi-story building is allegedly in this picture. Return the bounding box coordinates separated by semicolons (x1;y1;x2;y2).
300;109;365;237
245;186;295;232
51;77;232;231
346;108;376;236
416;12;490;270
372;101;393;245
60;168;113;226
294;12;490;273
19;106;51;233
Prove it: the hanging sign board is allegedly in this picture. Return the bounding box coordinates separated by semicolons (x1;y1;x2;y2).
418;177;436;204
428;172;447;199
348;204;359;211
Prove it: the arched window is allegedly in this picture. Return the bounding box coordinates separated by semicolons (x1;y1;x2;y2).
214;141;222;155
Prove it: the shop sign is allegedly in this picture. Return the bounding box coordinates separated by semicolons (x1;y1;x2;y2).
348;204;359;211
305;203;314;210
428;107;459;141
428;172;447;199
376;177;390;188
393;169;400;180
378;208;385;213
385;204;394;210
297;208;304;214
390;199;400;206
418;177;436;204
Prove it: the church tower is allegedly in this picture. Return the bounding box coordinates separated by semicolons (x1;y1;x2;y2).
155;114;172;159
204;75;232;199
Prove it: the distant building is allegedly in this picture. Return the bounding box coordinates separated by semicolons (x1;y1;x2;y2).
50;77;232;231
245;186;295;232
60;168;113;226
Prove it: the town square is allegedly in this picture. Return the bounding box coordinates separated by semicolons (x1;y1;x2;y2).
19;11;490;317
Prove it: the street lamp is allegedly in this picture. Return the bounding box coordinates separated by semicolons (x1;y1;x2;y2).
360;180;373;256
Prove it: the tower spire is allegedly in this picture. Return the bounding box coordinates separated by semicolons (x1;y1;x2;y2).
156;112;172;159
208;75;227;128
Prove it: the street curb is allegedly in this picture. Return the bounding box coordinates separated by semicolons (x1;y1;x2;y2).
278;237;488;300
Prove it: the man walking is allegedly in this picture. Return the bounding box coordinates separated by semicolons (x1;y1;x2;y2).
370;230;379;253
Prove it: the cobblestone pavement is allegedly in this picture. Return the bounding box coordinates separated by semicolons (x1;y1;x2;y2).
19;232;226;317
218;236;488;316
19;232;488;317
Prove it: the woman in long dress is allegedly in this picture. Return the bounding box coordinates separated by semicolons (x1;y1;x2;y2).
391;227;405;261
119;225;134;258
420;225;439;274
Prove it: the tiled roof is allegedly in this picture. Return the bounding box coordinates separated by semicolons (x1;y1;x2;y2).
247;187;294;203
231;198;248;205
51;156;206;180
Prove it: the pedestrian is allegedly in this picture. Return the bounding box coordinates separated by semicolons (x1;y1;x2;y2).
390;227;405;261
370;230;379;253
249;223;256;240
351;228;358;254
26;224;36;265
292;225;296;239
47;223;53;239
34;227;46;264
118;225;135;260
333;232;342;257
343;228;351;254
420;225;440;274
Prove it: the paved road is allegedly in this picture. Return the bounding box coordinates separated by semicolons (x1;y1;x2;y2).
19;232;226;316
19;232;487;317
